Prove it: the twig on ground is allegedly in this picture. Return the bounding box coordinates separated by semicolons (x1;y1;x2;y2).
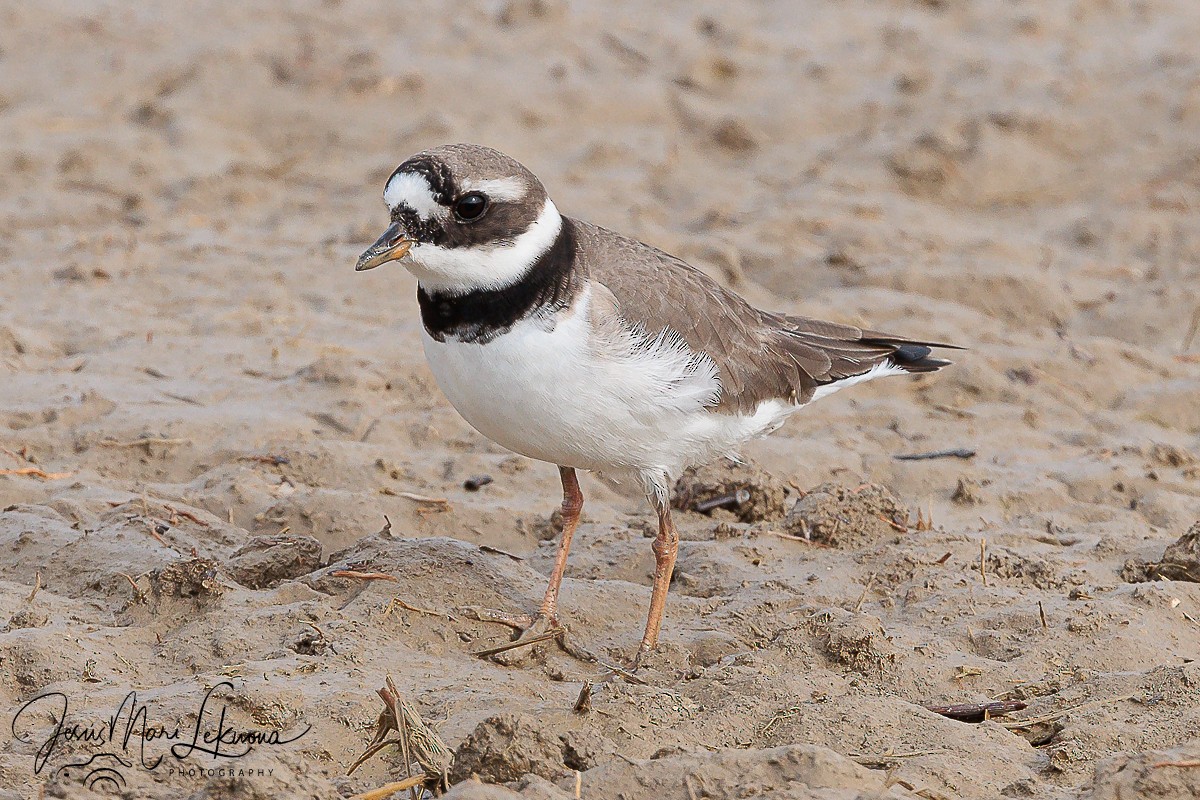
473;628;564;658
26;571;42;603
851;749;947;766
894;448;976;461
99;437;191;448
163;505;209;527
457;607;531;630
765;530;822;545
979;538;988;587
932;404;975;418
347;776;426;800
478;544;524;561
925;700;1027;722
120;573;147;604
0;467;72;480
332;570;398;582
1151;760;1200;769
694;489;750;513
853;573;877;612
162;392;204;406
397;492;451;509
759;705;804;736
238;454;291;466
383;596;455;620
144;522;171;547
597;660;647;685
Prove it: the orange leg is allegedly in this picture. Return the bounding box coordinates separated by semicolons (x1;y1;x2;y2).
539;466;583;620
470;467;593;663
636;496;679;663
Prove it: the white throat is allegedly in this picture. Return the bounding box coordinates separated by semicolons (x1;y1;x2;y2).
405;198;563;294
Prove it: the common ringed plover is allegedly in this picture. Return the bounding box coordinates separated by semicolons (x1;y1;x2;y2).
356;143;958;666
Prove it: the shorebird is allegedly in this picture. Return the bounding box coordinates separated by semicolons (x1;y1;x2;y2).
356;144;956;666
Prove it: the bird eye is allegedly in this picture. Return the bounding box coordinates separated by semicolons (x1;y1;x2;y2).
454;192;488;222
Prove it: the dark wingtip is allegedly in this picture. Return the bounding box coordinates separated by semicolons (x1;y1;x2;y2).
891;343;954;373
893;344;932;363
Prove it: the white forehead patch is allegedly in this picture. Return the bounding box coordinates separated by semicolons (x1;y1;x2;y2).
384;171;442;218
459;176;527;202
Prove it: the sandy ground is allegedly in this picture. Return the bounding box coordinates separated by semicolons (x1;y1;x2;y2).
2;1;1200;798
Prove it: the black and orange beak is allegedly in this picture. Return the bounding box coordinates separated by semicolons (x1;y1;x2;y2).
355;222;414;271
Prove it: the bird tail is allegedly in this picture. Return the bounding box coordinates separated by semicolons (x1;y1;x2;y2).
877;341;956;373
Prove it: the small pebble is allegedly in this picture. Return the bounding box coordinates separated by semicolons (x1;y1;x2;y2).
464;474;494;491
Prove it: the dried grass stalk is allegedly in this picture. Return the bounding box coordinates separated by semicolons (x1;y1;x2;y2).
348;675;451;797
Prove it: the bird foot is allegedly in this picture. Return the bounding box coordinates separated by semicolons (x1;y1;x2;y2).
462;607;596;665
458;606;535;631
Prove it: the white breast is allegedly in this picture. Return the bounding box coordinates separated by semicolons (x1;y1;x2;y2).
420;286;795;494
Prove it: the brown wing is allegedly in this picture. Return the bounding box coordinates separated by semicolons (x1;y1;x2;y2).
768;314;958;384
572;219;958;413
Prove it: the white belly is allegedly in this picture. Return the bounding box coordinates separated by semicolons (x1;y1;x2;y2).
420;288;794;484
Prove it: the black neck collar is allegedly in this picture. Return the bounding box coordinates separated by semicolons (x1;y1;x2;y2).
417;218;579;344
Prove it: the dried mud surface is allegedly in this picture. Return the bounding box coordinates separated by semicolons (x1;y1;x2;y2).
2;1;1200;799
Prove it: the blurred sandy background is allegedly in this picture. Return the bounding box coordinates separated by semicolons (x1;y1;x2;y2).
1;1;1199;798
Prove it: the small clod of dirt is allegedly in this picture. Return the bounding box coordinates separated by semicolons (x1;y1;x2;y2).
5;608;49;631
986;546;1063;589
1079;742;1200;799
529;508;566;541
1151;521;1200;583
783;483;909;547
712;117;759;153
808;608;899;675
52;264;112;282
149;557;223;601
1148;443;1197;468
295;354;362;387
228;534;323;589
449;714;570;784
672;459;789;523
1120;559;1154;584
1123;521;1200;584
291;628;328;656
952;476;985;505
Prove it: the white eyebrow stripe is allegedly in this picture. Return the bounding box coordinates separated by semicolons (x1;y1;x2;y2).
384;171;442;217
460;176;526;202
